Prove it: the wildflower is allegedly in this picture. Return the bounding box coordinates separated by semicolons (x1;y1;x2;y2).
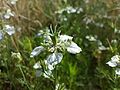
66;6;77;14
10;0;18;5
85;35;97;41
46;53;63;66
114;28;120;34
106;55;120;67
115;68;120;75
111;39;117;44
11;52;22;61
33;62;41;69
98;45;109;51
4;9;14;19
4;25;15;35
55;83;67;90
77;8;83;14
0;32;3;40
67;41;82;54
59;35;73;42
83;17;95;25
97;40;109;51
30;46;45;57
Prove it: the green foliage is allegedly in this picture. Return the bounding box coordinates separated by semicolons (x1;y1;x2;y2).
0;0;120;90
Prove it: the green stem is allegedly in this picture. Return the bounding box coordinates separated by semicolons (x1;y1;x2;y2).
18;65;31;90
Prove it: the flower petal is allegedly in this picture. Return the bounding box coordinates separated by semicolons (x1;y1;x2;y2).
67;42;82;54
59;35;73;42
106;61;117;67
115;68;120;75
0;32;3;40
47;53;63;65
5;25;15;35
30;46;44;57
33;62;41;69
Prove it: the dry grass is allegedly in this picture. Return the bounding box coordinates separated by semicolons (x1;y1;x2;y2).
0;0;120;34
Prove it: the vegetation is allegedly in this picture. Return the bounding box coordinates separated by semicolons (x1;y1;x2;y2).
0;0;120;90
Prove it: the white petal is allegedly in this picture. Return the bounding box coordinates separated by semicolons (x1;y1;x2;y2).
47;53;63;65
30;46;44;57
48;64;54;70
33;62;41;69
106;61;117;67
0;32;3;40
98;45;108;51
5;25;15;35
59;35;73;42
115;68;120;75
67;42;82;54
111;55;120;62
10;0;18;5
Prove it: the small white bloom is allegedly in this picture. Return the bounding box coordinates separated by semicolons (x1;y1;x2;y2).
115;68;120;75
111;55;120;62
111;39;117;44
98;45;109;51
85;35;97;41
59;35;73;42
4;9;14;19
67;42;82;54
0;32;3;40
5;25;15;35
30;46;44;57
48;64;54;70
11;52;22;61
10;0;18;5
46;53;63;65
77;8;83;14
106;55;120;67
106;61;117;67
33;62;41;69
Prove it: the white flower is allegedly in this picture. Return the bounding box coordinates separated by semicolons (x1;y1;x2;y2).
66;7;76;14
85;35;97;41
33;62;41;69
115;68;120;75
0;32;3;40
48;64;54;70
5;25;15;35
106;55;120;67
59;35;73;42
67;42;82;54
111;39;117;44
106;61;117;67
98;45;109;51
111;55;120;62
10;0;18;5
30;46;44;57
4;9;14;19
77;8;83;14
46;53;63;66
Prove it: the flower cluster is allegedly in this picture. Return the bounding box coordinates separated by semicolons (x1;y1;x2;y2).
30;28;82;77
106;55;120;75
55;6;83;14
0;0;18;40
85;35;109;51
0;25;15;41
